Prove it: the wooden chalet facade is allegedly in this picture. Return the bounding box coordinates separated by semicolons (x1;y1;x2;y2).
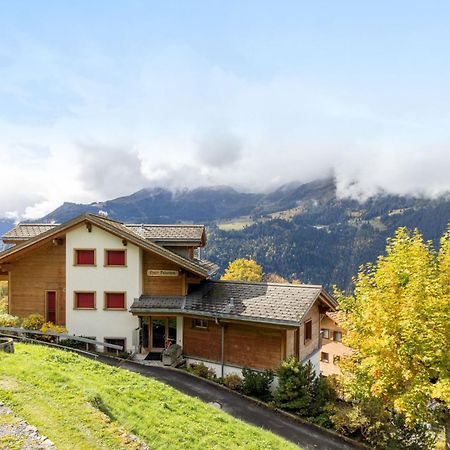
0;214;337;375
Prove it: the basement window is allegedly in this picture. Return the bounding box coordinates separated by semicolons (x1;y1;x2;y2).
74;292;96;309
320;352;329;363
74;249;96;265
105;249;126;266
104;338;126;354
105;292;126;310
192;318;208;329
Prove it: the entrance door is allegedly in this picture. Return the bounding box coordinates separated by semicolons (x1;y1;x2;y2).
151;318;166;350
46;291;57;324
150;317;177;351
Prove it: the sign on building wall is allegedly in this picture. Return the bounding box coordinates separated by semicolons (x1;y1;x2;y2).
147;269;179;277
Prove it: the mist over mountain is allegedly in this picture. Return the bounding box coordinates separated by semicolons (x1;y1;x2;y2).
21;178;450;290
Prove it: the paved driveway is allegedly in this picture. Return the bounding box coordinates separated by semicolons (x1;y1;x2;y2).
94;354;365;450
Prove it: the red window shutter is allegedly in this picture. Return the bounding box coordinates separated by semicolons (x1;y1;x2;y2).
107;250;125;266
106;293;125;309
46;291;56;323
77;250;95;265
76;292;95;308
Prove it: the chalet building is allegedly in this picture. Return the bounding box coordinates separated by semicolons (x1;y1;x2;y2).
0;213;337;376
320;311;352;376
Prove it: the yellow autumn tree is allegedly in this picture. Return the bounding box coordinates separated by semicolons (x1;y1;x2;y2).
221;258;263;282
338;227;450;447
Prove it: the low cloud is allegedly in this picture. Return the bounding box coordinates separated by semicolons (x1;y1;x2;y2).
196;130;243;169
76;143;148;199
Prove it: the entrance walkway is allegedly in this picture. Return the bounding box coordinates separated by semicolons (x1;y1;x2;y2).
93;354;366;450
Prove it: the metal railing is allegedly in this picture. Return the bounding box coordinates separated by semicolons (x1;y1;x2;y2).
0;326;123;351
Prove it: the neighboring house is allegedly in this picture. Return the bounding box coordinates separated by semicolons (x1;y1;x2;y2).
0;213;337;376
319;311;352;376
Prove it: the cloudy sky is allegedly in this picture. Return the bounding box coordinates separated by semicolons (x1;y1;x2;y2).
1;1;450;219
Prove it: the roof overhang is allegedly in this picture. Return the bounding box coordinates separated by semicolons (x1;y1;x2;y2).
130;306;299;327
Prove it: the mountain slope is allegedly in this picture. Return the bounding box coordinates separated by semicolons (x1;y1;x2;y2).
32;179;450;290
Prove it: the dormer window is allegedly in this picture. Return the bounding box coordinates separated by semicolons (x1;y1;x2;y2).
105;249;126;266
74;249;96;266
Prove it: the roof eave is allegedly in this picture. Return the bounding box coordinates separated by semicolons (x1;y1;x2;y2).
129;306;298;327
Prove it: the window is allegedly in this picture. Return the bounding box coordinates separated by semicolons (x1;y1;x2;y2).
320;352;329;363
333;331;343;342
105;292;126;310
74;292;96;309
74;249;95;265
333;355;341;365
304;319;312;342
321;328;330;339
104;338;125;354
192;318;208;329
105;250;126;266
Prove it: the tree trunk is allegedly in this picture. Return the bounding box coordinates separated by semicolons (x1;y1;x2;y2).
445;414;450;450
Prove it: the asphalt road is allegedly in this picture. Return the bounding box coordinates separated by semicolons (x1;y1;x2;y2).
94;354;367;450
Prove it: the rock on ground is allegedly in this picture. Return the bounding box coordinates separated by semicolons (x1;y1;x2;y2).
0;402;56;449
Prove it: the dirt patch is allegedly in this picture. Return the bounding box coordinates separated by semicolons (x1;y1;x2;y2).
0;378;20;391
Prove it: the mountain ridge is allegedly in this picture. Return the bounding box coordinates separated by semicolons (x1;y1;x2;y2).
14;179;450;290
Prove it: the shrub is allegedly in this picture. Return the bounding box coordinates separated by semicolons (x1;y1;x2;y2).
22;314;45;331
187;362;216;380
59;338;88;350
0;313;21;328
331;398;437;449
241;368;274;401
39;322;67;342
223;373;243;391
0;297;7;314
273;356;335;417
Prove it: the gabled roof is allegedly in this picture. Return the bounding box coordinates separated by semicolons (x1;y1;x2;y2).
0;214;218;278
3;222;206;246
131;280;337;326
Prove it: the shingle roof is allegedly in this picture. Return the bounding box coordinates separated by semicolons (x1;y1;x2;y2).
2;224;57;241
3;222;205;245
131;280;336;326
126;224;205;245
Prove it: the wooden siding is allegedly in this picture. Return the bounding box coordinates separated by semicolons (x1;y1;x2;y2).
183;317;285;370
142;252;187;296
320;315;352;376
299;303;321;361
8;241;66;325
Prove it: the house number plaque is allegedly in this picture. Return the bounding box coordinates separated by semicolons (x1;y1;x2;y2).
147;269;179;277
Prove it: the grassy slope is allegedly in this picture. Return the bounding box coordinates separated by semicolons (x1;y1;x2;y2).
0;344;299;450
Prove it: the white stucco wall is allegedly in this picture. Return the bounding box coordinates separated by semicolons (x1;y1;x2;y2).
65;224;140;351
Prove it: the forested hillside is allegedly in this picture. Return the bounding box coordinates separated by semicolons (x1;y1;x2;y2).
12;178;450;291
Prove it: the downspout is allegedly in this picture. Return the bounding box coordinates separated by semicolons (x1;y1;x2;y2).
215;317;225;378
221;323;225;378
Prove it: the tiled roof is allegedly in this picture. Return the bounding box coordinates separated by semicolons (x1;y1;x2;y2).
325;311;343;325
3;222;205;245
126;224;205;245
2;224;57;241
131;280;336;326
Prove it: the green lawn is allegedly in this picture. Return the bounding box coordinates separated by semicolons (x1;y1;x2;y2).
0;344;299;450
